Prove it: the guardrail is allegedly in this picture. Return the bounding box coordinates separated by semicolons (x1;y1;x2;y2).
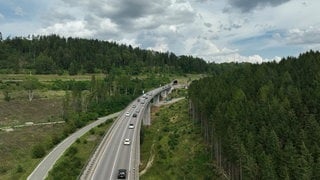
79;84;172;180
79;115;121;179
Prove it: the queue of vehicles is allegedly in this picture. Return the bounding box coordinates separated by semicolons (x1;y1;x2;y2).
116;87;169;179
118;97;142;179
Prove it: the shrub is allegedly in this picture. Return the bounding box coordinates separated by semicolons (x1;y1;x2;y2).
0;166;8;174
89;129;95;135
32;144;46;158
66;146;78;157
51;135;62;145
16;164;24;173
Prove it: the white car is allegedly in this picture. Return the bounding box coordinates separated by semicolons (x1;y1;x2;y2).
125;112;130;117
124;139;130;145
129;123;134;129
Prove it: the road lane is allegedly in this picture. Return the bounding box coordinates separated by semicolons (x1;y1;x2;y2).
27;112;121;180
82;85;171;180
91;113;130;179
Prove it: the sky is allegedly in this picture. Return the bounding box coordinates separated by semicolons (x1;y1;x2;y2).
1;0;320;63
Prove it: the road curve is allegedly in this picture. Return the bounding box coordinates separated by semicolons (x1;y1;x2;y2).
27;112;121;180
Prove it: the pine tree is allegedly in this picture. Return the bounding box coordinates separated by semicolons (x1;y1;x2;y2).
259;151;277;180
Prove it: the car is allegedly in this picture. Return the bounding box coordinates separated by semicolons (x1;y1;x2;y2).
124;138;130;145
132;104;136;108
129;123;134;129
141;100;145;104
125;112;130;117
135;109;140;113
118;169;127;179
132;113;137;118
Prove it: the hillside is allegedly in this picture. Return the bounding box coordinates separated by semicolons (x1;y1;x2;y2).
189;50;320;179
0;35;208;75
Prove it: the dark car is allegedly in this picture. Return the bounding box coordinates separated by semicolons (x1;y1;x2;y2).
118;169;127;179
132;113;137;118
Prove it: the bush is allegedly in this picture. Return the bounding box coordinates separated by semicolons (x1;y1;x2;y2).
99;131;105;136
51;135;62;145
3;90;11;101
16;164;24;173
89;129;95;135
162;126;170;132
32;144;46;158
0;166;8;174
66;146;78;157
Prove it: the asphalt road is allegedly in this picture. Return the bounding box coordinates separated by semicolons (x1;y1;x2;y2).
27;112;121;180
90;102;141;180
83;85;170;180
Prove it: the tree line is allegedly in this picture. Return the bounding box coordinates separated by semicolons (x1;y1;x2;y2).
22;73;171;162
0;34;208;74
188;50;320;179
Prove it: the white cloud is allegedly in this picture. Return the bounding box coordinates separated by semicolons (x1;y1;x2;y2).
285;26;320;45
169;25;178;33
132;15;159;30
14;6;24;16
38;20;95;38
0;12;4;19
208;53;281;64
147;37;169;52
113;38;141;48
99;18;118;33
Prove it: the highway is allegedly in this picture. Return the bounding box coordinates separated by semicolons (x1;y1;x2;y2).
27;112;121;180
81;85;170;180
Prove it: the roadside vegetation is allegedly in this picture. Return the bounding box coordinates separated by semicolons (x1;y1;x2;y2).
140;99;224;179
0;124;65;180
46;119;114;180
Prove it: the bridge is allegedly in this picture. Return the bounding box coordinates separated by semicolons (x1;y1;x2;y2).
80;84;172;180
27;84;172;180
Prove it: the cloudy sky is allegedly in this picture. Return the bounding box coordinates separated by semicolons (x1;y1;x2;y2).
1;0;320;63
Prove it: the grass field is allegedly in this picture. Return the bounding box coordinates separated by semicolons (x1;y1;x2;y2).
140;99;224;179
0;124;65;180
0;73;204;83
0;88;65;180
0;98;63;127
0;73;105;82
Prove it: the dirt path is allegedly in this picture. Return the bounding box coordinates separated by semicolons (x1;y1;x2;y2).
154;97;185;107
0;121;65;132
140;97;185;176
139;144;155;176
